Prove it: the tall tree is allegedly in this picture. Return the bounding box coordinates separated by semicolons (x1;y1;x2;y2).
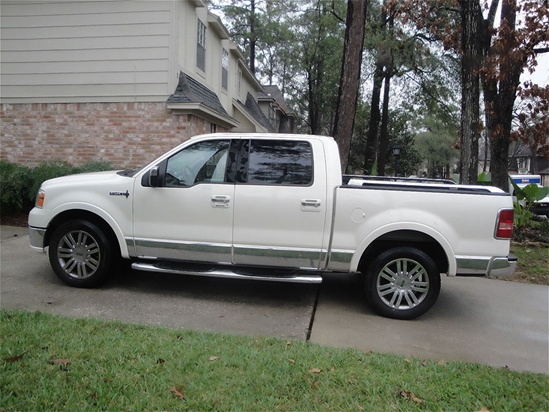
332;0;369;171
480;0;549;191
458;0;482;184
403;0;548;190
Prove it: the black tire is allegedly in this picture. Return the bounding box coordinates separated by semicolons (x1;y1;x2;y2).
364;247;441;320
48;219;114;288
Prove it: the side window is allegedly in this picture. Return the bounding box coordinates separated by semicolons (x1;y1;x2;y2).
247;140;313;186
165;140;229;187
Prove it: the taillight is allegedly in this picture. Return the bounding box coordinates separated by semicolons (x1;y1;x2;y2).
495;209;514;239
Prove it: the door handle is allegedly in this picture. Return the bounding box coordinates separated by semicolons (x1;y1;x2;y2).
301;199;321;209
211;195;231;208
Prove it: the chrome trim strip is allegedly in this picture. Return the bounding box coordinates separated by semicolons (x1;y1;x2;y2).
29;226;46;250
233;244;321;269
456;255;516;277
134;238;232;263
487;255;517;277
456;256;490;275
125;237;136;257
132;262;323;284
330;249;354;264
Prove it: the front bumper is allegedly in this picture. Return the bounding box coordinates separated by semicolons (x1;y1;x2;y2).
29;226;46;251
456;255;517;277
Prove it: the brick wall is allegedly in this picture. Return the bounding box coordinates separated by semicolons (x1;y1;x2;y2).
0;102;226;168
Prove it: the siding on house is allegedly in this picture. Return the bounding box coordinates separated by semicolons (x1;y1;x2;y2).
1;0;177;103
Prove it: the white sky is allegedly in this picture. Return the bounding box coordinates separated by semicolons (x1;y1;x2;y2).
520;52;549;87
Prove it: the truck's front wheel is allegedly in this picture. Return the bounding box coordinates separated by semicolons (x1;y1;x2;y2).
364;247;441;320
48;219;114;288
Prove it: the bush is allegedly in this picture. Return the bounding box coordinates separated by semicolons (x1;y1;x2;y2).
0;160;114;217
0;161;33;214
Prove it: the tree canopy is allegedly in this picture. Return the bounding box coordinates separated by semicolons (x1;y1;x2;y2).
214;0;549;188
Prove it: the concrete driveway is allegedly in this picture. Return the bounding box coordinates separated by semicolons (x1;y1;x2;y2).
1;226;548;374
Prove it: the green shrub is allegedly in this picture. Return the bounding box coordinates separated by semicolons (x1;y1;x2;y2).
1;160;114;217
0;161;34;214
28;160;79;205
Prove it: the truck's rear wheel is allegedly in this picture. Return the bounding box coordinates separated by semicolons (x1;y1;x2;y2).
364;247;441;320
48;219;113;288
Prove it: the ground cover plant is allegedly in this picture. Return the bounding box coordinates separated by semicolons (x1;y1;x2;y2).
1;310;548;411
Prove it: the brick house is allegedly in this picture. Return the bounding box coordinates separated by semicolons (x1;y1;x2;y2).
0;0;294;168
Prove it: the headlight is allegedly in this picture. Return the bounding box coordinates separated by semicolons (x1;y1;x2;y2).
35;189;45;208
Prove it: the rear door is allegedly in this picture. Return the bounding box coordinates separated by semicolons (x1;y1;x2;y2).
232;138;328;269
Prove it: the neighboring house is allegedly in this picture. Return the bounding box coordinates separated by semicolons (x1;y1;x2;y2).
508;143;549;187
0;0;294;168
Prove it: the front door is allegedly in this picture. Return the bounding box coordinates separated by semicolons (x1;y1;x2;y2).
132;138;235;264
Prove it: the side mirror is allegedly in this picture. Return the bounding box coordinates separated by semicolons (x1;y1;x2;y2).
149;166;160;187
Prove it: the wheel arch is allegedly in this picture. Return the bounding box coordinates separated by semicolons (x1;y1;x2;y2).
354;226;454;276
44;209;126;258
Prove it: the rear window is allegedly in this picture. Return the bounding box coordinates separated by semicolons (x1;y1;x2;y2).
247;140;313;186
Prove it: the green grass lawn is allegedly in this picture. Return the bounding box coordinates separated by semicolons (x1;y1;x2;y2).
509;243;548;285
1;310;547;411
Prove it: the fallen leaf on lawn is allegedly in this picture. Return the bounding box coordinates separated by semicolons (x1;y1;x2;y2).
308;368;322;374
348;379;356;385
355;403;364;411
170;386;186;400
209;356;219;361
399;390;425;406
475;407;490;412
157;358;165;364
4;352;26;363
437;360;445;366
49;358;70;366
404;359;411;364
312;379;319;390
286;340;292;345
421;360;427;367
288;358;295;364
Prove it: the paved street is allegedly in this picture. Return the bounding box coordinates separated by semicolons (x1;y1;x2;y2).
1;226;548;374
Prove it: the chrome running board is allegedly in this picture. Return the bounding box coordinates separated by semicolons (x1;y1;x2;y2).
131;261;323;284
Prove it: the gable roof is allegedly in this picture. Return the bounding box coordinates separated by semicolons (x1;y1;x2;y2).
166;71;239;129
258;85;293;116
167;72;229;116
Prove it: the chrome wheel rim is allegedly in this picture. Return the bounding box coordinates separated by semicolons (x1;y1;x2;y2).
56;230;101;279
376;258;430;310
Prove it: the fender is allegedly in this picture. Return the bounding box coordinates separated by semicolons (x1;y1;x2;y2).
350;222;457;276
48;202;130;258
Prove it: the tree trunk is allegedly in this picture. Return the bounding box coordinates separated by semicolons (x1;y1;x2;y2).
249;0;256;73
377;68;392;176
363;61;383;174
332;0;368;172
377;14;394;176
459;0;482;185
482;0;522;192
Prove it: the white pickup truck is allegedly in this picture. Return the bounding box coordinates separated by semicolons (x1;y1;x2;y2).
29;133;516;319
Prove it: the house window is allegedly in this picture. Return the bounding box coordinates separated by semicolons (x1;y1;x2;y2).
221;49;229;90
237;68;242;95
197;19;206;72
211;123;217;133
